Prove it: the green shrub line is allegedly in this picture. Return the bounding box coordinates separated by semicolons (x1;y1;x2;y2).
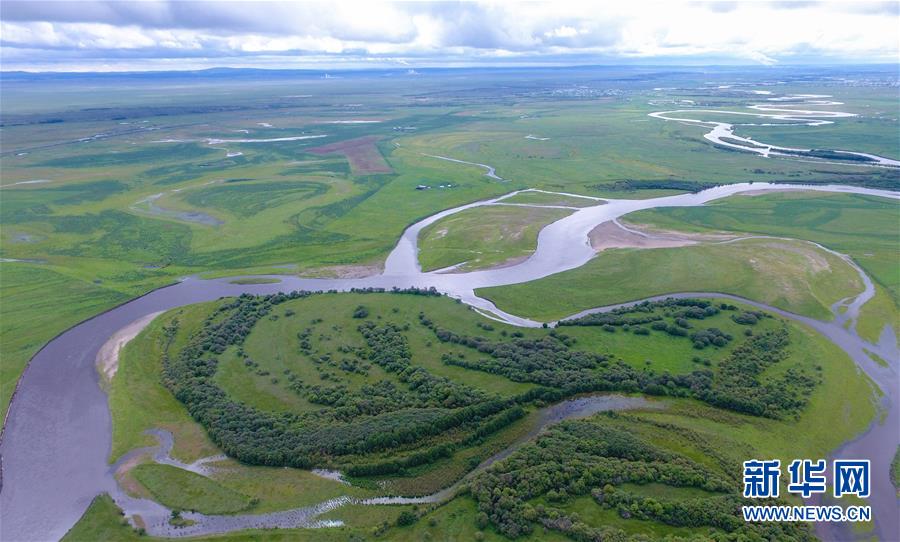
162;291;819;478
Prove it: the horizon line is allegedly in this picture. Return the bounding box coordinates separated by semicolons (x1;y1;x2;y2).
4;62;899;76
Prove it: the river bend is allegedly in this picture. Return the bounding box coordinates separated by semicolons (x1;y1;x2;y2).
1;182;897;541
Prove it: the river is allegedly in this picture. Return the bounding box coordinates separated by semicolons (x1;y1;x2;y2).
0;182;897;541
649;93;900;168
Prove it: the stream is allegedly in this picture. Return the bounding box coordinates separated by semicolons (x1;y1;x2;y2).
0;181;897;541
649;93;900;167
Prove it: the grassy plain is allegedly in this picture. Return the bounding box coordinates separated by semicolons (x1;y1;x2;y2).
63;493;560;542
635;327;877;465
478;237;863;321
621;192;900;340
734;86;900;159
110;302;220;462
3;67;896;542
0;263;133;418
230;293;538;413
132;464;252;514
110;302;380;513
418;205;572;271
110;294;544;507
77;286;878;540
2;69;897;422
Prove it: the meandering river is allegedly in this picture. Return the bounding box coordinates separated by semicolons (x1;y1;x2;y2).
649;94;900;167
1;182;897;541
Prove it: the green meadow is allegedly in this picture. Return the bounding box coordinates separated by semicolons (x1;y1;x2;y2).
478;237;863;322
1;67;896;541
72;289;875;540
620;191;900;341
2;73;897;422
132;464;253;515
418;205;572;271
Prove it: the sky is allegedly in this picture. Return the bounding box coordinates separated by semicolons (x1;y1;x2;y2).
1;1;898;72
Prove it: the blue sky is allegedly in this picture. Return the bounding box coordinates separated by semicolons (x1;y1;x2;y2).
1;1;898;72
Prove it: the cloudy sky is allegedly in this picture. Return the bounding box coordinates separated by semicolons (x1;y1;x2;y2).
1;1;898;72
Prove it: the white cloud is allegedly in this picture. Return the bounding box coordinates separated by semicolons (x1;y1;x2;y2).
0;1;897;71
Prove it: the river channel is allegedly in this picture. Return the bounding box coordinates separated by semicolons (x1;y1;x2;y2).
0;182;897;541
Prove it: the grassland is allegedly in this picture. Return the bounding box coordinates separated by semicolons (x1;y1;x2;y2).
734;86;900;160
478;237;863;321
620;191;900;341
229;293;537;414
228;277;281;284
110;302;380;513
110;302;221;462
63;493;563;542
20;67;890;542
132;464;252;514
109;293;543;508
418;205;572;271
0;263;134;419
96;290;878;537
634;326;876;466
2;70;897;422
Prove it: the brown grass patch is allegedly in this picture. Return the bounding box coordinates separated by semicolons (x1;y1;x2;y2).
307;136;392;175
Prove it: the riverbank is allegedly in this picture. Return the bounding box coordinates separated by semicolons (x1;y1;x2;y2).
2;181;897;541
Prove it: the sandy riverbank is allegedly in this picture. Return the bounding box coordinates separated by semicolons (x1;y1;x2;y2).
96;311;164;384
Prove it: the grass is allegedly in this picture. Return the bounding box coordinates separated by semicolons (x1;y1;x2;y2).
635;325;877;467
132;464;253;514
863;348;889;368
62;495;145;542
558;304;785;374
228;293;537;418
81;291;878;540
34;71;895;541
110;301;379;511
181;180;329;218
621;192;900;340
377;407;540;496
110;303;221;462
384;497;572;542
2;73;896;422
738;104;900;160
64;493;564;542
0;263;131;420
548;495;718;538
418;205;572;271
204;461;373;513
61;494;355;542
228;277;281;284
478;237;862;322
109;292;549;513
473;330;878;542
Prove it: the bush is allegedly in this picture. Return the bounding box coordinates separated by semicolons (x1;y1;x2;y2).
732;311;760;325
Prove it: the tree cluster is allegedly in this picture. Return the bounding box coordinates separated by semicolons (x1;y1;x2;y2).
469;416;814;542
162;291;520;470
